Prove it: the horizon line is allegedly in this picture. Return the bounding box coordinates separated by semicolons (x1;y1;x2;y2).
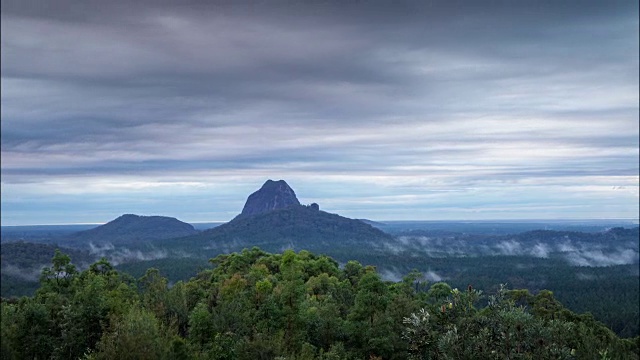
2;217;639;227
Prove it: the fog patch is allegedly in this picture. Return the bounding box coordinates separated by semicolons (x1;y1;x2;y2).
576;272;598;280
396;236;412;246
381;236;470;257
89;242;115;254
1;264;44;282
205;237;245;255
280;241;295;252
87;242;170;265
530;243;550;258
378;267;443;283
495;240;523;255
424;270;443;282
380;268;404;282
557;241;578;253
382;241;404;255
491;240;549;258
564;248;638;267
108;248;169;266
171;250;193;258
386;235;555;259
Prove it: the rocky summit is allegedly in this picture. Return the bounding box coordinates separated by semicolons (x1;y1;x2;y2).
236;179;301;219
177;180;394;255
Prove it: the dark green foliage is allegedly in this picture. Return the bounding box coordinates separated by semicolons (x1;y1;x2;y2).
2;248;637;360
0;274;40;299
4;298;56;359
115;257;210;282
3;229;639;338
93;306;170;360
1;250;138;360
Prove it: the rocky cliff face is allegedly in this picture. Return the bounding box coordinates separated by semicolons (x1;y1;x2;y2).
236;180;301;219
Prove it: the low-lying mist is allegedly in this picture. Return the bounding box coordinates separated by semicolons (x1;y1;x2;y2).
377;229;639;267
88;242;191;266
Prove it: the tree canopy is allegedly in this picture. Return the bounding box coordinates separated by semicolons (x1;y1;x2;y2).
1;248;638;359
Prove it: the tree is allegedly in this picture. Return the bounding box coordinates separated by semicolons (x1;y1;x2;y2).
348;271;391;358
94;306;169;360
187;302;214;348
277;250;307;352
8;299;56;360
39;249;78;294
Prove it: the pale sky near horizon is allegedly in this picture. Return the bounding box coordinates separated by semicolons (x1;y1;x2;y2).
2;0;639;225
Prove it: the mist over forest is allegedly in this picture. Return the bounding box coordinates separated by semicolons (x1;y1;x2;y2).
2;218;638;339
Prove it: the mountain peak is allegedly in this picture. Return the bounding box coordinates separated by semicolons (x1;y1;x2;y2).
236;179;301;219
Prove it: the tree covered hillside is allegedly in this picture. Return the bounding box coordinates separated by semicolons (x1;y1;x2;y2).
165;204;393;255
2;248;638;360
62;214;199;247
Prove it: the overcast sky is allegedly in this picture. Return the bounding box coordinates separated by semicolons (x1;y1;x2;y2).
2;0;638;225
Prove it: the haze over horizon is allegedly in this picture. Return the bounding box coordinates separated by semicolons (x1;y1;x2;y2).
2;0;639;225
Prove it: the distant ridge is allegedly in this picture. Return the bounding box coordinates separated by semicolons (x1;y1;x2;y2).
64;214;198;246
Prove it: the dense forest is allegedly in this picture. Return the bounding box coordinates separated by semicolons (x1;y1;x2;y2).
109;255;639;339
3;227;638;339
2;248;638;359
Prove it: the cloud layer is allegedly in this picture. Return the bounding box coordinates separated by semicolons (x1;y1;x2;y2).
1;0;638;224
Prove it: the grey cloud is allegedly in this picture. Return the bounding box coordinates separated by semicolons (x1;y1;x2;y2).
1;0;638;223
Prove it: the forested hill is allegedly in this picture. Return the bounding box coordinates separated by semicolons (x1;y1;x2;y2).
62;214;198;246
1;248;637;359
167;204;394;254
